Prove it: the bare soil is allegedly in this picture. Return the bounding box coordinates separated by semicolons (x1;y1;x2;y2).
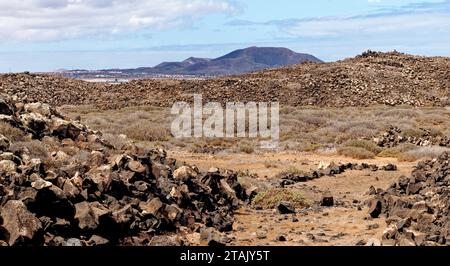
170;151;416;246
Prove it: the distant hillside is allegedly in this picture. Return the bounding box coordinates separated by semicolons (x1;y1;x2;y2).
61;47;322;78
2;51;449;109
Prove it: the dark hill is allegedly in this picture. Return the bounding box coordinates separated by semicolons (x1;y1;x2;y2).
62;47;322;77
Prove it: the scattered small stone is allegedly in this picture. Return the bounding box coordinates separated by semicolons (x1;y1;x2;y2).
382;164;397;171
368;186;377;195
320;192;334;207
276;234;287;242
368;199;382;218
276;201;296;214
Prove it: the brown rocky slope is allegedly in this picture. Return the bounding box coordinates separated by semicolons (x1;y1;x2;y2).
1;51;449;109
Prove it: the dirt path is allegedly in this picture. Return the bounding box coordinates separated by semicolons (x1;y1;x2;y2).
169;150;417;246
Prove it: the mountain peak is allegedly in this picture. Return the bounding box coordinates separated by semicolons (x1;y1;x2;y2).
62;47;322;78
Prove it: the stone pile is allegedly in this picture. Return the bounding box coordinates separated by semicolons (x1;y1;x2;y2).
370;152;450;246
0;96;246;246
374;126;450;148
1;51;449;109
279;162;397;186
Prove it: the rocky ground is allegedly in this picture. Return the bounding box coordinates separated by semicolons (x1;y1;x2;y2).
1;96;449;246
0;96;247;246
1;51;449;109
171;151;416;246
372;152;450;246
0;51;449;246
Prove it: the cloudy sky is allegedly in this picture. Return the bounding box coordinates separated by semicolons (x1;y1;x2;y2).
0;0;449;72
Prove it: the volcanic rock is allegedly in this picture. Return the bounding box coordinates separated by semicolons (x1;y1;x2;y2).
276;201;296;214
0;200;42;245
320;192;334;207
370;152;450;245
375;126;450;148
0;96;246;246
368;199;382;218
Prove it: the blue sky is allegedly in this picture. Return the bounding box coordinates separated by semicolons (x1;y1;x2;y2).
0;0;449;72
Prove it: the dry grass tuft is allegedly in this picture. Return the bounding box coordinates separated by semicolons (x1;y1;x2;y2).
398;146;450;162
0;122;26;141
343;139;383;154
239;144;255;154
9;140;49;160
377;143;416;158
337;146;375;159
124;126;171;142
279;166;308;176
252;188;311;209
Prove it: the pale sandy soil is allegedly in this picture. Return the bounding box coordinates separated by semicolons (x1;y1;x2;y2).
170;151;417;246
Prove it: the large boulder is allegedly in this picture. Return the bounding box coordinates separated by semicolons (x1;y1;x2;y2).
51;118;82;140
0;200;43;246
0;99;13;115
24;103;52;117
74;201;111;231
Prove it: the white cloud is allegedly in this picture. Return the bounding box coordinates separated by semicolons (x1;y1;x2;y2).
0;0;237;41
284;13;450;38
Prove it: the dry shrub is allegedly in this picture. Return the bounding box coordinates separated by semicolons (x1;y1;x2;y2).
128;111;151;120
279;132;295;142
346;126;378;139
303;143;323;152
9;140;49;160
239;144;254;154
343;139;383;154
252;188;310;209
207;138;237;148
402;128;425;138
427;128;444;137
397;153;419;162
279;166;308;176
376;108;418;119
0;122;26;141
124;125;171;142
416;114;447;125
337;146;375;159
85;117;108;127
398;146;450;162
169;138;187;148
377;143;417;158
